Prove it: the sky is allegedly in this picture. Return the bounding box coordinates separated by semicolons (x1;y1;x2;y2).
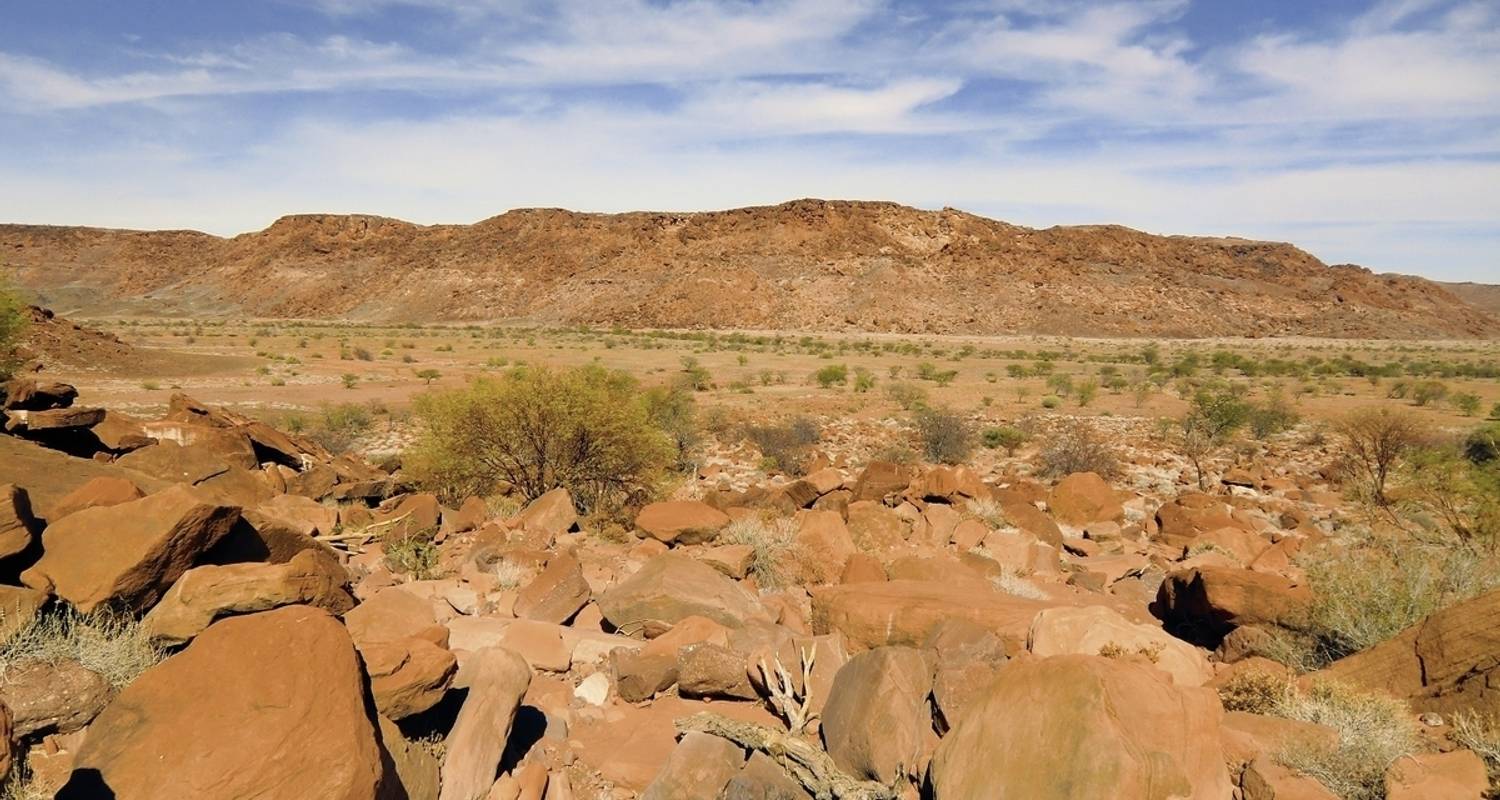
0;0;1497;282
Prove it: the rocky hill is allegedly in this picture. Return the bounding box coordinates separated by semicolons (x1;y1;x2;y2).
1441;281;1500;319
3;199;1496;339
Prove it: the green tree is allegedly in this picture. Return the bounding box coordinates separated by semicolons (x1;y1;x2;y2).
0;275;28;380
1453;392;1481;417
405;365;673;509
1177;384;1251;490
415;368;442;385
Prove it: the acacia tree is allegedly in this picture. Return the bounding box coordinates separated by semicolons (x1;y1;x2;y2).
1336;406;1424;506
1176;384;1250;490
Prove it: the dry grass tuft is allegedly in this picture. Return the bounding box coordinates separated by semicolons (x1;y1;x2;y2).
0;608;163;690
1450;710;1500;793
990;570;1048;600
962;498;1007;529
719;514;797;590
1272;681;1420;800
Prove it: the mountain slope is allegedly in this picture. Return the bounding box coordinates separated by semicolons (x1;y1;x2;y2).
3;199;1496;339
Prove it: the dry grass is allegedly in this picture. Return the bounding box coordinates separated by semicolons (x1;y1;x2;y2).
1273;681;1420;800
383;531;442;581
1450;710;1500;793
990;570;1048;600
0;608;163;690
962;497;1008;529
493;559;537;590
719;514;796;590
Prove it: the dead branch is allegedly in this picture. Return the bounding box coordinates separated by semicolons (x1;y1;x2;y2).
675;712;897;800
759;647;817;733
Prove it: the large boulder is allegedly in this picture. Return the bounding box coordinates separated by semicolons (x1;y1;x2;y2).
635;501;731;545
361;637;458;720
1315;589;1500;715
438;646;532;800
1027;605;1212;686
1047;472;1123;528
812;579;1050;653
1152;566;1312;648
143;548;355;646
1155;493;1250;548
59;605;389;800
515;488;578;536
2;379;78;411
928;655;1233;799
820;646;933;784
598;553;765;634
851;461;910;503
22;485;241;613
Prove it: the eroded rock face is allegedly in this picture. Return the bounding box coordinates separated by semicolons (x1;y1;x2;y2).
22;485;241;613
598;552;765;634
0;484;39;563
927;655;1233;799
60;605;388;800
1315;588;1500;715
820;646;932;784
640;731;745;800
514;551;591;624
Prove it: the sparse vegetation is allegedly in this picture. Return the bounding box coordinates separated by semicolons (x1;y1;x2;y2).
383;530;442;580
980;425;1027;455
744;417;821;476
719;514;795;589
1335;406;1425;505
0;275;26;380
0;609;163;689
914;406;973;465
1038;418;1119;478
1273;681;1420;800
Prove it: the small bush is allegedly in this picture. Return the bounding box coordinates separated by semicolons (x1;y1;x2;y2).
1038;418;1119;479
352;346;373;361
1249;390;1300;439
884;381;928;410
642;384;701;470
383;531;441;580
310;402;373;454
0;609;163;689
1450;710;1500;791
1411;380;1449;407
1274;681;1419;800
745;417;821;476
981;425;1027;455
1040;395;1060;409
963;497;1007;528
1216;668;1288;714
914;407;972;465
852;367;876;393
814;363;848;389
1265;535;1500;670
1336;406;1425;505
1454;392;1482;417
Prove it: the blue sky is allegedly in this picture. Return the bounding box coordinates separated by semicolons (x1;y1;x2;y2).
1;0;1496;281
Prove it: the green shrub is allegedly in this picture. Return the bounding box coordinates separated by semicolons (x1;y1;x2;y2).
0;276;27;380
310;402;373;454
981;425;1028;455
383;531;441;580
1264;534;1500;671
642;384;700;470
745;417;821;476
1454;392;1482;417
884;381;928;410
852;367;876;393
1074;379;1098;407
406;365;673;509
1249;390;1300;438
915;407;972;465
814;363;848;388
1040;395;1060;409
677;356;713;391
